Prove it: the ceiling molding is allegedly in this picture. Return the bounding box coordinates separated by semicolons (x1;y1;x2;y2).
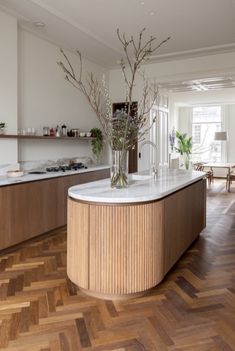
177;100;235;107
149;43;235;64
29;0;122;56
0;3;28;21
145;67;235;85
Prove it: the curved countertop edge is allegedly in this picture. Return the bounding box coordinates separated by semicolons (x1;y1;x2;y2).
0;165;110;187
68;170;206;204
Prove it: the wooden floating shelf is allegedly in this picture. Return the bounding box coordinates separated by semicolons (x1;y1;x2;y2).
0;134;94;141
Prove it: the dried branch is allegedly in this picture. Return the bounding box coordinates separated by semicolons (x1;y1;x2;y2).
58;28;170;150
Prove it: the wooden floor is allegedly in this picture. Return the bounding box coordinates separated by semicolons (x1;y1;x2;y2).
0;181;235;351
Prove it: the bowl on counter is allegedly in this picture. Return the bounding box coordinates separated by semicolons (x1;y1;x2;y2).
86;132;92;137
7;170;24;178
79;132;86;137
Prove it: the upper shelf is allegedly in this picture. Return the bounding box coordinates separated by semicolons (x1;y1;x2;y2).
0;134;94;140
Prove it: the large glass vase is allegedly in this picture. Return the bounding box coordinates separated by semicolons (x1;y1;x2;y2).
111;150;129;188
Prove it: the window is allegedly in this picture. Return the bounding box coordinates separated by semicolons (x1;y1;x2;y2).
192;124;201;144
192;106;222;162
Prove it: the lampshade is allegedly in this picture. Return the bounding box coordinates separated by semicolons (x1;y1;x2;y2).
214;131;227;141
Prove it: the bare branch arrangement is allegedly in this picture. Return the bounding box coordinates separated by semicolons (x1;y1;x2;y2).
57;28;170;151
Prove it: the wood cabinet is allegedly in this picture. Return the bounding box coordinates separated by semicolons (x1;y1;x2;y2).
163;179;206;273
0;168;109;250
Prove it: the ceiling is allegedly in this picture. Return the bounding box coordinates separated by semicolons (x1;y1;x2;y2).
159;76;235;93
170;86;235;106
0;0;235;68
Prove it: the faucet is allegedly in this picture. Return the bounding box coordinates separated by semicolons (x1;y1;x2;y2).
139;140;158;179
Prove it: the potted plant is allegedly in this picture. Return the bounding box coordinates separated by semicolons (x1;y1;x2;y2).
0;122;6;134
90;127;104;164
175;131;192;170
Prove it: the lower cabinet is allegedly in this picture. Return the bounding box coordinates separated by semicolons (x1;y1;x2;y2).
163;179;206;273
0;168;109;250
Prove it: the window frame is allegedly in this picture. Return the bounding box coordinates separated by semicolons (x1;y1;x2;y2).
191;105;226;163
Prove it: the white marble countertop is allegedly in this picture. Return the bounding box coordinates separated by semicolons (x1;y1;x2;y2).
0;165;110;187
68;169;205;204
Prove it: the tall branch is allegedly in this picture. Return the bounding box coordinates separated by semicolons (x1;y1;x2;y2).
58;28;170;150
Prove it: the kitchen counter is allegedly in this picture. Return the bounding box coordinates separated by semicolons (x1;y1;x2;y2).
67;170;206;300
69;169;205;203
0;165;110;187
0;166;110;250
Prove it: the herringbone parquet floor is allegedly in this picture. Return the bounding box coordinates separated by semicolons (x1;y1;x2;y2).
0;181;235;350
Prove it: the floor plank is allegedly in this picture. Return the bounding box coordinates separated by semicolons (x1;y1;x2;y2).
0;181;234;350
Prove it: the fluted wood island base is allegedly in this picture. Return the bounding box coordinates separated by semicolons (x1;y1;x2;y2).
67;171;206;300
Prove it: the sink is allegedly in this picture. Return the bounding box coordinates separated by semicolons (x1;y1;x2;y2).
129;174;153;181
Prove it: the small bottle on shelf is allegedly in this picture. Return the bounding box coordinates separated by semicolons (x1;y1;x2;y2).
55;126;61;137
49;128;55;137
61;124;67;137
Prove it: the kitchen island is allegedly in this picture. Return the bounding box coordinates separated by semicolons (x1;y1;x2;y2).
68;170;206;300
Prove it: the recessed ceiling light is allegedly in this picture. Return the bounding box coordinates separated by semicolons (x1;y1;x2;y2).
140;1;145;5
34;21;46;28
149;11;155;16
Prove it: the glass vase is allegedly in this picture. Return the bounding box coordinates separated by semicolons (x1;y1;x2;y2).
111;150;129;188
183;153;190;170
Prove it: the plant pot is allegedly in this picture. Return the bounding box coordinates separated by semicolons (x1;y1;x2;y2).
111;150;129;188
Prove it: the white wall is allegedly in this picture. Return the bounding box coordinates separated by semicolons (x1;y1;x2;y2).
18;29;108;162
0;11;18;165
227;105;235;162
178;107;192;135
0;9;109;167
168;96;179;131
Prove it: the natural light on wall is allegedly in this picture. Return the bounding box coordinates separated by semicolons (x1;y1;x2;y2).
192;106;223;162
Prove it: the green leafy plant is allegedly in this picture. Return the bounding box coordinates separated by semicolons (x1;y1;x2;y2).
175;131;192;155
90;128;104;163
175;131;192;170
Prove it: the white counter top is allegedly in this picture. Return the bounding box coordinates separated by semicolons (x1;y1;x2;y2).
68;169;205;204
0;165;110;187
